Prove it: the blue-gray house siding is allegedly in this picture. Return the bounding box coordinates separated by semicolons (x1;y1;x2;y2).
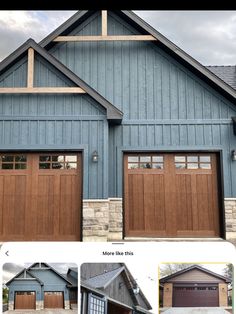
49;11;236;198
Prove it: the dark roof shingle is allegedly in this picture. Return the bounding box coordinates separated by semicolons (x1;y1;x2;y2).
206;65;236;90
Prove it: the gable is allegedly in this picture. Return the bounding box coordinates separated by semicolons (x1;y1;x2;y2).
48;11;236;121
166;269;225;283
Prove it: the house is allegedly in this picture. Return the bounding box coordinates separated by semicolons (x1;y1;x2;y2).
0;10;236;242
80;263;153;314
6;263;78;310
159;265;231;308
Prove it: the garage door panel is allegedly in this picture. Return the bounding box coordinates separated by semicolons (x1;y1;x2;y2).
4;175;27;235
59;175;79;235
36;175;55;235
153;175;166;231
176;174;193;231
128;174;144;231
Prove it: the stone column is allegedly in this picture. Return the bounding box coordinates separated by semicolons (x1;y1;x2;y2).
163;283;173;307
225;199;236;244
219;283;228;307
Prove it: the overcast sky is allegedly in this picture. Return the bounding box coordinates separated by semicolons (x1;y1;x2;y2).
0;10;236;65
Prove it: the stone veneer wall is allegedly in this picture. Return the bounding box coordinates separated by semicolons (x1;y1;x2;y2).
225;199;236;244
83;199;122;242
83;198;236;242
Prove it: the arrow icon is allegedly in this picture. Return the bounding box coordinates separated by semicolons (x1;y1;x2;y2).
5;251;9;256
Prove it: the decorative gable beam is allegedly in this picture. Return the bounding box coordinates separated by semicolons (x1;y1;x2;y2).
101;10;107;36
53;35;156;42
27;48;34;88
0;87;86;94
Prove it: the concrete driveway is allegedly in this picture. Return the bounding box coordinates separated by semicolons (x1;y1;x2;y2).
161;308;231;314
4;310;77;314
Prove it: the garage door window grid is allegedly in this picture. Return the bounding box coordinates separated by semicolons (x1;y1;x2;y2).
0;155;27;169
39;155;77;170
128;155;164;169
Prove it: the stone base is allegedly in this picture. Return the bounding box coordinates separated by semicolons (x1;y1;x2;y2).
8;301;14;311
83;198;236;242
64;300;70;310
83;198;122;242
225;198;236;244
36;300;43;310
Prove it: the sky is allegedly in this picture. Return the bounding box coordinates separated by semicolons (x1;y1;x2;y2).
0;10;236;65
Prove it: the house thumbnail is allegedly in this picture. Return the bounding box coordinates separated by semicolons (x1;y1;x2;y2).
81;262;153;314
160;265;231;309
6;262;78;310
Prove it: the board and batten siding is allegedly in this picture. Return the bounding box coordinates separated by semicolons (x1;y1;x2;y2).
50;11;236;198
0;54;109;199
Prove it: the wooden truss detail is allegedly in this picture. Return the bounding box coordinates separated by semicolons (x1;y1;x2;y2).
0;48;86;94
53;10;157;42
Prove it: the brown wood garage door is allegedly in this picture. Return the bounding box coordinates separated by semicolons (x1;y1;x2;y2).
44;292;64;308
15;292;36;309
124;153;220;237
0;153;81;241
173;285;219;307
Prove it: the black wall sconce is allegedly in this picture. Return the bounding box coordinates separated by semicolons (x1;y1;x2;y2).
92;151;98;162
231;150;236;161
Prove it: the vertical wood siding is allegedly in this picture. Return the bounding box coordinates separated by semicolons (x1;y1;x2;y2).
49;11;236;198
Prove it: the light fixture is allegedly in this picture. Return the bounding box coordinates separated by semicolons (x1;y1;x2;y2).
133;283;140;295
231;150;236;161
92;151;98;162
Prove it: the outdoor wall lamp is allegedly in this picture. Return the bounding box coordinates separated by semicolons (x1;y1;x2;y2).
231;150;236;161
92;151;98;162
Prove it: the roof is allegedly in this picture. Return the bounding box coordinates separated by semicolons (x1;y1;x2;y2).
160;265;231;284
0;38;123;124
40;10;236;104
206;66;236;90
81;263;152;310
84;266;125;289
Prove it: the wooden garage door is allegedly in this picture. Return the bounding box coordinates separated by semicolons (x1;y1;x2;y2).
15;291;36;309
124;153;220;237
173;285;219;307
44;292;64;308
0;153;82;241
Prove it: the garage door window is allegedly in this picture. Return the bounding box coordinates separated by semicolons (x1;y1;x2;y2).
16;292;35;295
175;155;211;170
0;155;27;169
39;155;77;170
128;155;164;169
